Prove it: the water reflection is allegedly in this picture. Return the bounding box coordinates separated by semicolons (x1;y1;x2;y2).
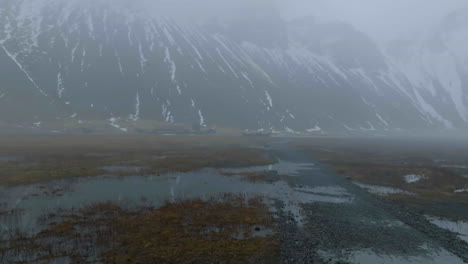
426;216;468;243
353;182;415;196
0;160;351;235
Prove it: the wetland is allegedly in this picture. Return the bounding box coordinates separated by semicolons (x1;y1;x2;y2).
1;136;468;263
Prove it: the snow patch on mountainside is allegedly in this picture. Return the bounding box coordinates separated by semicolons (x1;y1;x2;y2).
56;71;65;98
307;125;321;132
1;46;48;96
164;47;177;82
198;110;205;126
109;117;128;132
129;93;140;121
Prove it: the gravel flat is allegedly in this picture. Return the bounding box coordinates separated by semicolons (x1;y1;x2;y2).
270;140;468;264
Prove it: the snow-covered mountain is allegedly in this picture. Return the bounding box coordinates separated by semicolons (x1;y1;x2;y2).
386;8;468;130
0;0;467;134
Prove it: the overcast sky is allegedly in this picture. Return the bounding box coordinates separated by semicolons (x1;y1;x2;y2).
277;0;467;43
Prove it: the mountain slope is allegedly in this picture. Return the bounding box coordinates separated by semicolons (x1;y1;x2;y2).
387;8;468;130
0;0;467;133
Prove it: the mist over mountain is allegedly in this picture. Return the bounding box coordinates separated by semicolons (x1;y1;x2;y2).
0;0;467;134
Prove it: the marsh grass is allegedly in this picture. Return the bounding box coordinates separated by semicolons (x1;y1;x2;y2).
1;195;279;264
0;136;272;185
296;137;468;220
223;171;271;183
221;171;294;185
